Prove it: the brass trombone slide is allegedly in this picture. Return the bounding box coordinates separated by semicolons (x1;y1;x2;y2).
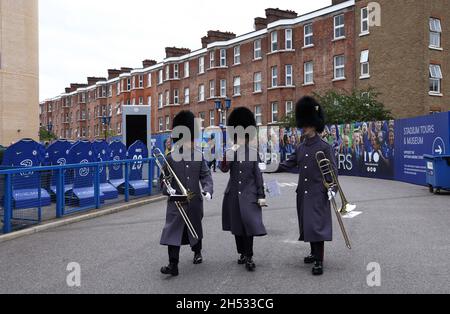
316;151;354;250
153;148;199;240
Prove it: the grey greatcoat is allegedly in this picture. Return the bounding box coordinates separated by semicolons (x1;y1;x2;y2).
160;151;214;247
221;148;267;237
278;135;336;242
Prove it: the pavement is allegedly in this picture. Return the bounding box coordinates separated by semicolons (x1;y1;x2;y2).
0;172;449;294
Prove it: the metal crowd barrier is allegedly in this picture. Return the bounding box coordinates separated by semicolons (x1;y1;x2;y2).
0;158;162;234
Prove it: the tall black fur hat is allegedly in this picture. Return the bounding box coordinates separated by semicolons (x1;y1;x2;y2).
172;110;197;142
228;107;257;129
295;96;325;133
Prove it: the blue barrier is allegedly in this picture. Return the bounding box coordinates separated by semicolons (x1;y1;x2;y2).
1;158;159;234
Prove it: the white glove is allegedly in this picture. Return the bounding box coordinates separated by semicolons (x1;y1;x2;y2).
328;190;336;201
259;163;267;171
231;144;240;152
202;192;212;201
168;187;177;196
258;199;268;207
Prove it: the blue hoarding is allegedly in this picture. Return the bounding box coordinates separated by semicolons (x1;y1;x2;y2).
394;112;450;186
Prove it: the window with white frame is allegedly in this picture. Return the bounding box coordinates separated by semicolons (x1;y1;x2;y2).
271;31;278;52
199;112;205;128
108;85;112;97
334;14;345;39
210;110;215;126
165;66;170;80
127;78;131;91
210;51;215;68
304;61;314;84
254;39;262;59
199;56;205;74
139;97;144;105
166;116;171;130
158;93;163;108
131;77;136;89
429;64;442;94
254;72;262;92
165;90;170;105
271;102;279;123
233;77;241;96
285;65;293;86
255;105;262;126
199;84;205;102
304;23;313;47
132;98;136;106
334;55;345;79
271;66;278;87
285;29;293;50
184;88;190;104
116;82;121;95
138;75;143;88
184;61;190;78
286;101;293;117
158;70;163;84
147;96;152;107
220;79;227;97
220;49;227;67
174;89;179;104
360;50;370;78
158;117;163;132
430;18;442;48
361;7;369;34
234;46;241;65
147;73;152;87
209;80;215;98
174;64;179;79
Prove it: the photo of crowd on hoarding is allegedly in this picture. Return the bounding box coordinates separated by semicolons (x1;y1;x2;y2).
277;120;396;179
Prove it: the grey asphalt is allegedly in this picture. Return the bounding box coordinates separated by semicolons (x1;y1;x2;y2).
0;172;449;294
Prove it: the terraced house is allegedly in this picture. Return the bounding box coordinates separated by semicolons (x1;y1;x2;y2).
39;0;449;141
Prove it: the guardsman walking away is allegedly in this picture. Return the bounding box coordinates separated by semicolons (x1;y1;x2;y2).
277;97;337;276
220;107;267;272
160;111;214;277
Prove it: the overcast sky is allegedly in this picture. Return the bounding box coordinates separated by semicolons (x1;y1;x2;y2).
39;0;331;101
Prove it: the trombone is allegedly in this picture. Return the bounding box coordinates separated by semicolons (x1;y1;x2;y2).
153;148;199;240
316;151;355;250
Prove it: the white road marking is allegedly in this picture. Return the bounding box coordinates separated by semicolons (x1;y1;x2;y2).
343;211;363;219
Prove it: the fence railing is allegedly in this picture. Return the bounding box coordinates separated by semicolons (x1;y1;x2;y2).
0;158;162;234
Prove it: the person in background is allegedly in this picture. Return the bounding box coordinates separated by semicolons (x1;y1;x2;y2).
207;135;217;172
164;138;172;156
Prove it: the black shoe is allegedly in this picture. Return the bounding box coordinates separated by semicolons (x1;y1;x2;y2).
238;254;247;265
245;258;256;272
304;254;316;264
312;261;323;276
193;253;203;265
161;263;179;277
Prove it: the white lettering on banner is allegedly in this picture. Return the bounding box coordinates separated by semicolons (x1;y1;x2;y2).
403;124;435;146
338;154;353;171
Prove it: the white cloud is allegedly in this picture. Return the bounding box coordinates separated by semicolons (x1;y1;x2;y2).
39;0;331;100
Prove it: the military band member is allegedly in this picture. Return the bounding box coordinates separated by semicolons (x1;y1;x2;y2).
160;111;214;277
277;97;337;276
220;107;267;272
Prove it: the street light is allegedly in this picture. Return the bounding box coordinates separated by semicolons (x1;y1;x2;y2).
214;98;232;128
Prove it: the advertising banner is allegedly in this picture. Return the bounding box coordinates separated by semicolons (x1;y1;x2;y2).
394;112;450;185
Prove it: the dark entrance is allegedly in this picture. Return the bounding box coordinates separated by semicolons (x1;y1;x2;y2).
126;115;147;148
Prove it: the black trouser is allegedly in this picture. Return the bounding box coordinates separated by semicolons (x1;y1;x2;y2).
168;241;202;265
209;160;216;172
235;236;254;258
310;242;325;262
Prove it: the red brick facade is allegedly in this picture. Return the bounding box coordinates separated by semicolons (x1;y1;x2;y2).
39;0;450;141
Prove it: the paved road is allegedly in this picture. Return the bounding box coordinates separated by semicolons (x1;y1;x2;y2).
0;172;449;294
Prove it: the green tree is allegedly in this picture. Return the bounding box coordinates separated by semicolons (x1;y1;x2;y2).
280;88;393;128
39;127;57;142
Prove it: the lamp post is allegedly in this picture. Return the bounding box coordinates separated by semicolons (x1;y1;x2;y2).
214;98;232;128
100;116;112;141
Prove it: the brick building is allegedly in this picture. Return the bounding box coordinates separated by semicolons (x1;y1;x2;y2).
39;0;449;141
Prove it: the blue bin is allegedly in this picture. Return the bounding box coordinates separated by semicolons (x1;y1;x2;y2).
424;154;450;193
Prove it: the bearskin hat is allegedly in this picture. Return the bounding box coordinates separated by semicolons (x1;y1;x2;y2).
228;107;257;129
172;110;198;142
295;96;326;133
